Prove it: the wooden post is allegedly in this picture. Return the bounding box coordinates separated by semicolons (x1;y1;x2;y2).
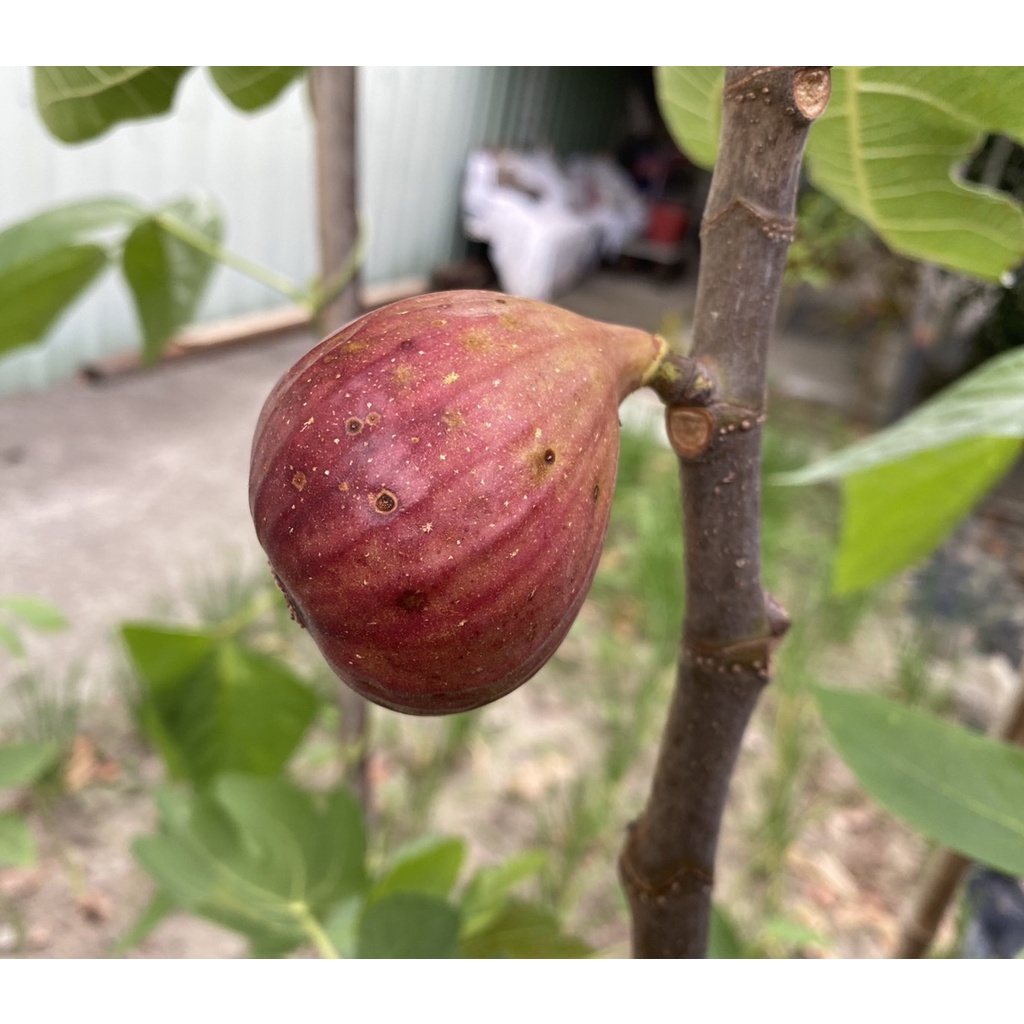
311;66;362;334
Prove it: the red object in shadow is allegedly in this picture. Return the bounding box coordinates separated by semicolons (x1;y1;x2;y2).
647;203;689;244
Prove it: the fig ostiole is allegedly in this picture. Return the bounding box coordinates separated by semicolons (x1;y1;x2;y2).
249;290;667;715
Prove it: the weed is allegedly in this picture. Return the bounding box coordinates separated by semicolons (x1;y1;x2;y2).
0;597;81;750
373;710;482;852
7;664;83;751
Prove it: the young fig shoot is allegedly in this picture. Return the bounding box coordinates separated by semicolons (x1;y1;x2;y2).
249;290;667;715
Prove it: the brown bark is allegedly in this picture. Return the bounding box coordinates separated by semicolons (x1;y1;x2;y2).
621;67;831;958
310;66;362;334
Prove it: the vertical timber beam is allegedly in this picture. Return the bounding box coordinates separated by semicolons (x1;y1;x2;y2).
311;65;362;334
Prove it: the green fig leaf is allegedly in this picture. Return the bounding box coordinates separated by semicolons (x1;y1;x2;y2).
817;687;1024;877
135;821;300;948
831;435;1021;593
371;836;466;902
0;198;143;275
782;346;1024;481
777;347;1024;591
121;194;224;363
121;623;319;784
0;812;37;867
459;900;592;958
108;889;177;956
808;67;1024;282
357;893;461;958
135;775;367;952
0;740;62;788
207;67;306;112
0;244;108;357
459;849;548;937
322;895;363;958
33;67;192;143
0;596;69;632
656;66;1024;281
654;66;724;171
0;198;149;354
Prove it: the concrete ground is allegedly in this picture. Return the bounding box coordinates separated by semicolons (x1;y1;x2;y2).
0;269;892;712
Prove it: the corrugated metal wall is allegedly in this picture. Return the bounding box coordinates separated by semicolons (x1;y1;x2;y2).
0;66;631;393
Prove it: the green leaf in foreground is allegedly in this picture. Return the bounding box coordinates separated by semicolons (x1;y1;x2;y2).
109;888;177;957
207;67;305;112
371;836;466;902
122;194;224;363
459;849;548;936
778;346;1024;591
134;776;367;953
0;740;62;788
0;198;143;275
654;66;723;171
708;904;746;958
121;623;319;784
0;596;69;632
0;198;148;355
33;67;191;143
655;66;1024;281
833;435;1021;592
816;687;1024;876
459;901;592;958
358;893;460;958
0;812;36;866
808;67;1024;282
0;244;108;356
322;895;362;958
782;348;1024;484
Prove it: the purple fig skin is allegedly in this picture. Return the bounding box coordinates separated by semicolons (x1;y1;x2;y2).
249;290;666;715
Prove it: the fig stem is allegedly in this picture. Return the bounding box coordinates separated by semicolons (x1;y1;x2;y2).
292;900;341;959
646;349;717;408
209;587;280;642
620;66;830;958
154;210;308;305
310;225;366;318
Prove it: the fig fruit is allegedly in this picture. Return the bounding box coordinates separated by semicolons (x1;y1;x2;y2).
249;290;666;715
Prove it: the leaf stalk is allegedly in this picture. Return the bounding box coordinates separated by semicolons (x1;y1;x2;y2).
154;210;308;305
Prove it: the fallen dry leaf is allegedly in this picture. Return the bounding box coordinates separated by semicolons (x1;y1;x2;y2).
0;866;46;899
64;735;121;792
76;890;113;923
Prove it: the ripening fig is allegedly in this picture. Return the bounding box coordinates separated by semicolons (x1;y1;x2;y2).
249;290;667;715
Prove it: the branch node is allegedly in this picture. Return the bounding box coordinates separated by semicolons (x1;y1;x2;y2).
793;67;832;121
765;592;791;639
688;635;772;677
667;407;715;457
619;827;715;903
702;198;796;242
648;351;717;407
667;401;764;461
